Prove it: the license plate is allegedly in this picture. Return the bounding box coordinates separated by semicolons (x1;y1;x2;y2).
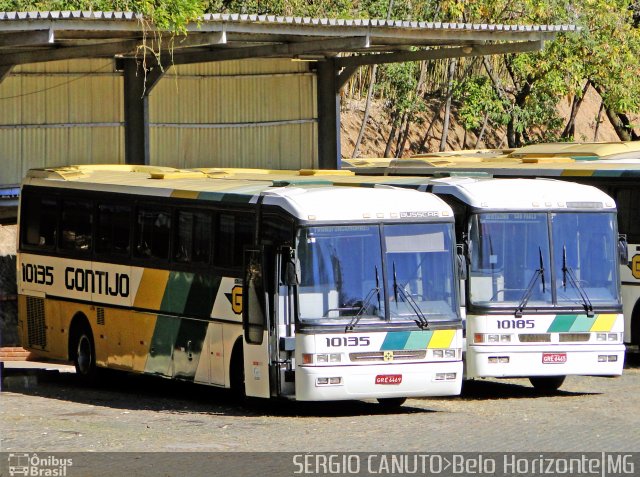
542;353;567;364
375;374;402;385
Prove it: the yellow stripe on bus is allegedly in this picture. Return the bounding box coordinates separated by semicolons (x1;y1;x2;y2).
171;190;200;199
427;329;456;349
590;314;618;332
133;269;170;310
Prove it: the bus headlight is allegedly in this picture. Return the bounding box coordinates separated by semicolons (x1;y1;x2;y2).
304;353;342;365
474;334;511;343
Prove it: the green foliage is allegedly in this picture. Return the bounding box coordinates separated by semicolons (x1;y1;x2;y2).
376;61;425;125
453;76;508;131
0;0;639;144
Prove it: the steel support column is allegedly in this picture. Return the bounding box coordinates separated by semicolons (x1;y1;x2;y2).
123;58;149;165
316;59;341;170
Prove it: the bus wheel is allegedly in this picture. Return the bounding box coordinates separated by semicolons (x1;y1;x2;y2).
74;327;97;380
529;376;565;393
376;397;407;408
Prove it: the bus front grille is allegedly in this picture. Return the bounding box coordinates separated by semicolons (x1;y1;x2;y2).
349;350;427;362
559;333;591;342
518;333;551;342
26;296;46;349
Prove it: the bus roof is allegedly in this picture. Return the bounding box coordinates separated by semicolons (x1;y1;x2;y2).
194;168;617;211
23;164;454;222
510;141;640;161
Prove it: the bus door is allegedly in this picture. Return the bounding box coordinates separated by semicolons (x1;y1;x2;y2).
273;246;298;397
242;248;271;398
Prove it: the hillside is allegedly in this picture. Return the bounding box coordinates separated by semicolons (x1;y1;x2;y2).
340;86;624;158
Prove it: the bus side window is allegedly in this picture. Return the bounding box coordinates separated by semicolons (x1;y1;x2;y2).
60;199;93;253
214;212;255;271
615;188;640;243
96;203;131;256
135;206;172;260
22;194;58;249
174;210;212;264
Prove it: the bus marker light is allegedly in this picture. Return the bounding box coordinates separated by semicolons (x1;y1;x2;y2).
474;333;484;343
302;354;314;364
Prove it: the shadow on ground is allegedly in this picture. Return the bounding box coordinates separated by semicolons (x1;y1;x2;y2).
1;367;434;418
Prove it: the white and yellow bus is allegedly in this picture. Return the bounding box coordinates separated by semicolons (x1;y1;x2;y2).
357;141;640;351
17;165;464;406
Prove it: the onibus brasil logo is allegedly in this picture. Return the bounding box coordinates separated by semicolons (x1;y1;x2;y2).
8;453;73;476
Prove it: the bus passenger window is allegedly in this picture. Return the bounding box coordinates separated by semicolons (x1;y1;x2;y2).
174;210;211;263
97;204;131;256
60;199;93;252
214;213;254;270
135;207;171;260
22;195;58;249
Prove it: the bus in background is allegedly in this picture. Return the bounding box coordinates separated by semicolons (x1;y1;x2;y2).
350;141;640;351
197;169;626;391
17;165;463;406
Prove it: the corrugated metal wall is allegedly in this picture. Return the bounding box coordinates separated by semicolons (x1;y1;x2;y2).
0;58;318;186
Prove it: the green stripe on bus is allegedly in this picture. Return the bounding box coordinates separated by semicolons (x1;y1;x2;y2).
547;314;577;332
145;315;181;376
380;332;410;350
569;315;595;332
404;330;434;349
183;274;221;318
160;271;194;314
172;319;209;381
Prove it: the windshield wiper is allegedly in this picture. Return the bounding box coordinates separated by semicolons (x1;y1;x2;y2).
562;245;594;317
515;247;546;317
393;262;429;330
346;266;381;332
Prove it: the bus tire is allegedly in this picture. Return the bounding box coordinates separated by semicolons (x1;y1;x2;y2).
229;340;245;400
376;397;407;408
529;376;565;393
72;324;97;381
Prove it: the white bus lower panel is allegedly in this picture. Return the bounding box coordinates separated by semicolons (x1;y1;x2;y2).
295;361;462;401
466;344;625;378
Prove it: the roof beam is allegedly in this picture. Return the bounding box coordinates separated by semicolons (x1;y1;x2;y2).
0;29;53;47
170;36;369;65
334;40;545;70
0;65;12;83
0;39;140;66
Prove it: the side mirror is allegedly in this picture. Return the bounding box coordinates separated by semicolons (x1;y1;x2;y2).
457;244;468;280
281;247;301;286
619;234;629;265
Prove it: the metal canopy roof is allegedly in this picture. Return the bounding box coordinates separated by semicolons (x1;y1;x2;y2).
0;11;576;69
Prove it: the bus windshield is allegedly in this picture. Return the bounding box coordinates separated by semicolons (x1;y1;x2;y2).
552;212;619;306
469;212;620;309
296;223;459;325
469;213;552;307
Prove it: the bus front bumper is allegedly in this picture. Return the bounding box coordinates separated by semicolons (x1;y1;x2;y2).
465;344;625;378
294;361;462;401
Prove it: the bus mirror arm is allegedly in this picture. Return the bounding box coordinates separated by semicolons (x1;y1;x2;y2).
618;234;628;266
282;247;300;286
456;244;468;280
